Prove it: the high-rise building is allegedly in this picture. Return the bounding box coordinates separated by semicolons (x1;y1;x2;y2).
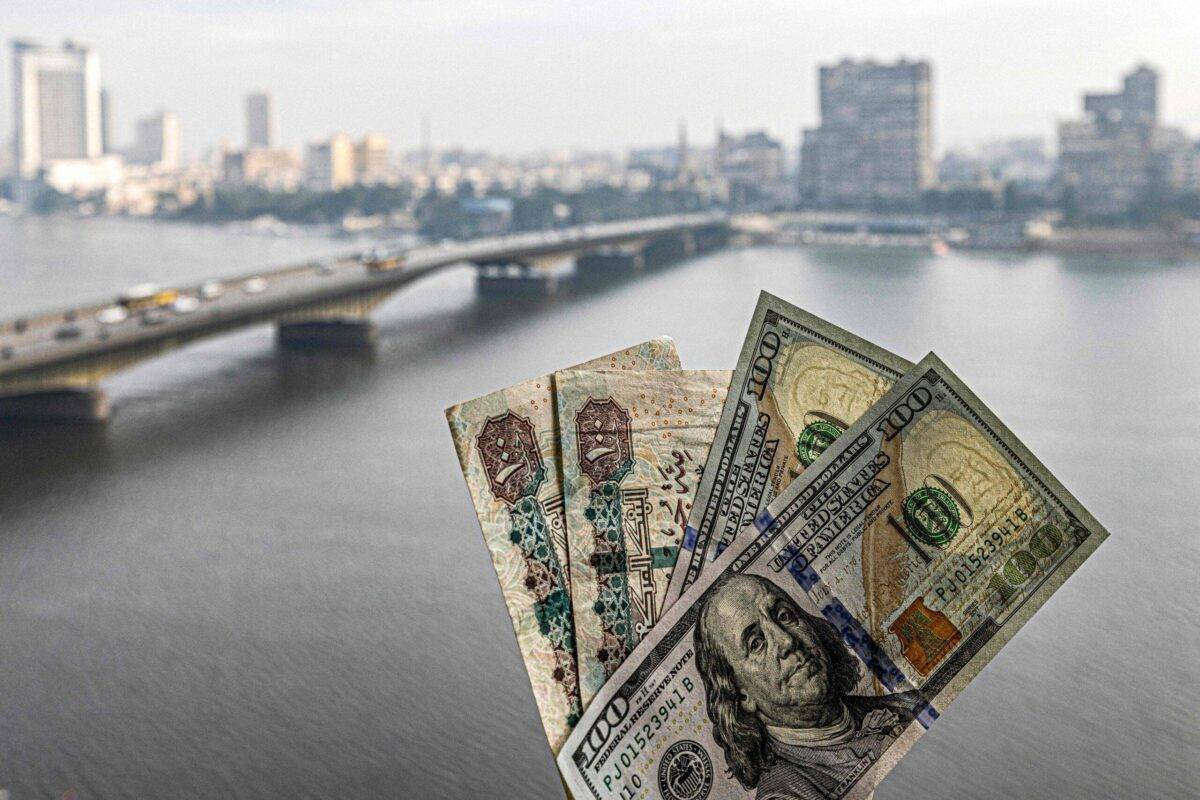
245;92;274;149
242;147;302;191
130;111;181;171
799;58;933;209
354;134;391;185
1083;66;1157;129
304;133;354;191
100;87;113;154
717;130;785;186
11;39;103;178
717;128;787;208
1058;65;1161;219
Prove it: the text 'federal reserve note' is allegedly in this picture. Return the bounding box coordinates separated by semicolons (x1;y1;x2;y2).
665;291;911;609
558;353;1108;800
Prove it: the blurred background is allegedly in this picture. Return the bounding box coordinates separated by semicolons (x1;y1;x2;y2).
0;2;1197;798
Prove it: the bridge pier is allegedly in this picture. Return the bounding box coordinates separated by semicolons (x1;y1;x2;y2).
681;230;697;256
0;388;110;424
576;248;646;278
641;235;688;267
694;225;730;252
276;319;377;348
475;262;562;297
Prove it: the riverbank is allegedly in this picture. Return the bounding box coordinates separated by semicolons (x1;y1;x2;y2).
1036;226;1200;260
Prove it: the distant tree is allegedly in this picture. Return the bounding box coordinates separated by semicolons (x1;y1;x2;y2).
1172;192;1200;219
1002;182;1023;214
921;187;996;215
1129;182;1171;228
1060;184;1079;225
28;184;75;214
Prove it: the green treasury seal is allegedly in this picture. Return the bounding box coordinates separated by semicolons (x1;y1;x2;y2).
903;486;961;548
796;419;844;467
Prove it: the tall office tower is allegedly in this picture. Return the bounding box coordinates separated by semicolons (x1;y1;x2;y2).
1083;65;1157;129
11;39;104;178
304;133;355;190
245;92;274;149
131;111;181;171
1058;64;1161;219
799;58;934;209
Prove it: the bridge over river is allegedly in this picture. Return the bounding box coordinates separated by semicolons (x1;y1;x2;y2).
0;213;729;422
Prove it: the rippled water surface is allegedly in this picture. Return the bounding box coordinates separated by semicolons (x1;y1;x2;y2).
0;216;1196;798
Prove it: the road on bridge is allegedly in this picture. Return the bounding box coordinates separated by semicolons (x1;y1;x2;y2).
0;213;729;420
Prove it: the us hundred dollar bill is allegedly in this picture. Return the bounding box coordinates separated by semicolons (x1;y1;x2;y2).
558;353;1109;800
445;338;680;753
557;369;732;708
665;291;912;608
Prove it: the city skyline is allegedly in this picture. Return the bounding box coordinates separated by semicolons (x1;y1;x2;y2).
4;1;1200;160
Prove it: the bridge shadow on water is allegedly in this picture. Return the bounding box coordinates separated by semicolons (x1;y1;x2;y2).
0;248;708;509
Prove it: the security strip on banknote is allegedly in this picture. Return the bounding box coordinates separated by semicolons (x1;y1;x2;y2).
664;291;912;609
445;338;680;753
558;353;1108;800
557;369;731;708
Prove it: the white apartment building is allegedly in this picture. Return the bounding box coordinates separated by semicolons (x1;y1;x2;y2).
12;39;103;179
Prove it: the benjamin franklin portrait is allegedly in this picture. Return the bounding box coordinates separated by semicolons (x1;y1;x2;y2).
694;574;925;800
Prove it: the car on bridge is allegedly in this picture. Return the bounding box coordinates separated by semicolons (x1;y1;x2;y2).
199;281;224;300
55;324;83;340
364;247;405;272
97;306;129;325
120;284;180;312
172;296;201;315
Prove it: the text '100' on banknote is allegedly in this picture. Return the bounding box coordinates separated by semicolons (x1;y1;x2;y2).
445;337;680;753
558;353;1108;800
665;291;912;609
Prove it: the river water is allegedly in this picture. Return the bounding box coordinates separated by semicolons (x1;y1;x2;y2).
0;215;1196;799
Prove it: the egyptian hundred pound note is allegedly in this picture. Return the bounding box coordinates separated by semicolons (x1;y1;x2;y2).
445;338;680;752
557;369;731;707
558;353;1108;800
665;291;912;608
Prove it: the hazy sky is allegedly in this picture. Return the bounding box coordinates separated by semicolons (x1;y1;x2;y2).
5;1;1200;159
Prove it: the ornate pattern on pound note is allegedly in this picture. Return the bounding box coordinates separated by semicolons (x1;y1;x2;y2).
476;411;582;727
576;397;636;678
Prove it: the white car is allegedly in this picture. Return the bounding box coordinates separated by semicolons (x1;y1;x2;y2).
199;281;224;300
172;296;201;314
119;283;159;304
96;306;129;325
243;277;268;294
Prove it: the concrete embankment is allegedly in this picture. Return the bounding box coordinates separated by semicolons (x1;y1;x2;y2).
1036;227;1198;260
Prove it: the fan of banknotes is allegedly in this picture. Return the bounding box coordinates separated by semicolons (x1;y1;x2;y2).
446;290;1109;800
